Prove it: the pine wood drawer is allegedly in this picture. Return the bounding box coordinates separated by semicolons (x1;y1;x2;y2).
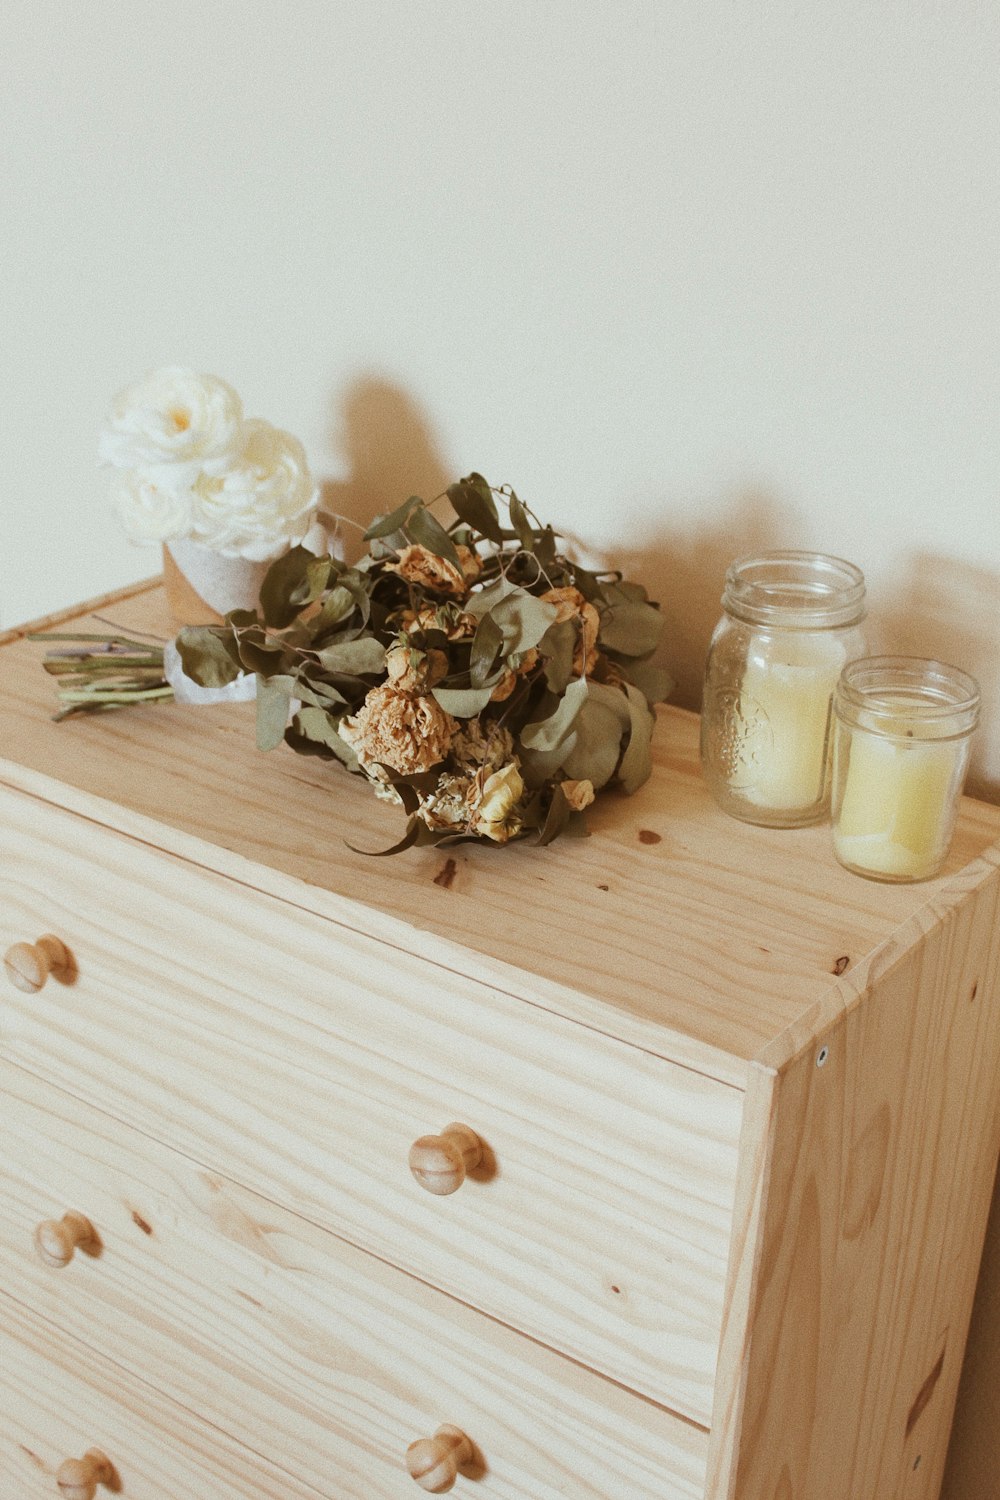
0;779;742;1425
0;1056;710;1500
0;1289;323;1498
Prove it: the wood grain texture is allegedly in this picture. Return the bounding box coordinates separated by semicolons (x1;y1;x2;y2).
0;1288;324;1499
0;778;741;1425
3;584;998;1080
0;1056;709;1500
712;855;1000;1499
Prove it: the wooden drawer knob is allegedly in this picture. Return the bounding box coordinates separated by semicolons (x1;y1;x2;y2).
4;935;71;993
408;1123;483;1196
34;1212;97;1269
56;1448;114;1499
406;1425;474;1492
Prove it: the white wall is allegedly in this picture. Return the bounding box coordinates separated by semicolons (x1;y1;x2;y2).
2;0;998;792
2;5;999;1484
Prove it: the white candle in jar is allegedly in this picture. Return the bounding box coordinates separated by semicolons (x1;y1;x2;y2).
739;633;847;812
832;718;964;880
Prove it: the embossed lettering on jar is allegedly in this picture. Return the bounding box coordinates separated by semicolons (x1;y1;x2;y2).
701;552;867;827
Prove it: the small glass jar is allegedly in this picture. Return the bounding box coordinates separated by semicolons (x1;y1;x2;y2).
831;656;980;882
701;552;867;827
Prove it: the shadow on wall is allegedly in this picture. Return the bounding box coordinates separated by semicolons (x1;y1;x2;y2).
874;554;1000;804
319;376;452;561
316;377;999;804
608;490;805;715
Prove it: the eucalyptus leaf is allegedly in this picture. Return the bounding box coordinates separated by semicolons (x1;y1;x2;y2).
432;683;496;717
508;490;535;552
364;495;421;540
561;683;630;790
598;599;664;656
464;579;519;619
256;674;296;752
175;627;242;688
617;683;656;794
518;677;588;784
470;613;505;686
287;707;360;769
315;638;387;675
406;504;463;569
536;783;571;846
621;658;674;705
447;476;503;544
538;619;577;694
347;815;423;857
259;547;319;629
313;584;357;632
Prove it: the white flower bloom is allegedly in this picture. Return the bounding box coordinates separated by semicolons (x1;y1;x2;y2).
98;366;245;480
109;469;194;545
188;418;317;561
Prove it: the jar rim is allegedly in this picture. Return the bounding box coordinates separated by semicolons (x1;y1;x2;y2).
834;655;981;739
723;551;866;629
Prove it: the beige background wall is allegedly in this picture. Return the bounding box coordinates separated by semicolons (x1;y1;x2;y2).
2;3;997;1490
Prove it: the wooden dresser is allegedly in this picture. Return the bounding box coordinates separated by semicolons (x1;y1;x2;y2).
2;580;999;1500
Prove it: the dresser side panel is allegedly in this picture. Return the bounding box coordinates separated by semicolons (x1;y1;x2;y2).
725;862;1000;1500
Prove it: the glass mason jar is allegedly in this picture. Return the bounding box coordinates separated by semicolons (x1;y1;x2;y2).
831;656;980;882
701;552;867;827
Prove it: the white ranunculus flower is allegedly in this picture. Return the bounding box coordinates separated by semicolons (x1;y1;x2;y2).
188;418;317;560
109;469;194;545
98;366;245;480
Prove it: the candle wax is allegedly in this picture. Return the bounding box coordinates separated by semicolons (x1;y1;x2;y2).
833;727;961;880
739;633;846;811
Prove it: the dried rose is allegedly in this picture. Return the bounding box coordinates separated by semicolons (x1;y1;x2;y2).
399;604;479;641
391;543;482;596
339;684;458;776
470;762;525;843
561;778;596;812
385;644;448;694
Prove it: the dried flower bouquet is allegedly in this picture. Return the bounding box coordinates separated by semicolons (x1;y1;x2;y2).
176;474;672;851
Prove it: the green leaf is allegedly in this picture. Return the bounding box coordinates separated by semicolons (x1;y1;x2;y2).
534;525;558;571
447;476;504;544
406;504;463;570
598;599;664;656
465;582;559;656
288;707;359;769
256;673;296;752
518;678;589;784
508;490;535;552
538;618;577;695
364;495;421;540
235;631;287;677
347;815;424;857
536;783;571;847
259;547;320;629
313;584;357;632
432;684;496;717
315;638;387;675
617;683;656;794
175;627;242;688
621;658;674;705
470;613;505;687
561;682;630;790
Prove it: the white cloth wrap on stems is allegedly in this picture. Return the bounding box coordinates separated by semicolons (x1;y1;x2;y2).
162;639;259;704
162;517;341;706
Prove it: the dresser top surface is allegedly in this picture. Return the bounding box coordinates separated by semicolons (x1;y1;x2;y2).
3;580;999;1083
